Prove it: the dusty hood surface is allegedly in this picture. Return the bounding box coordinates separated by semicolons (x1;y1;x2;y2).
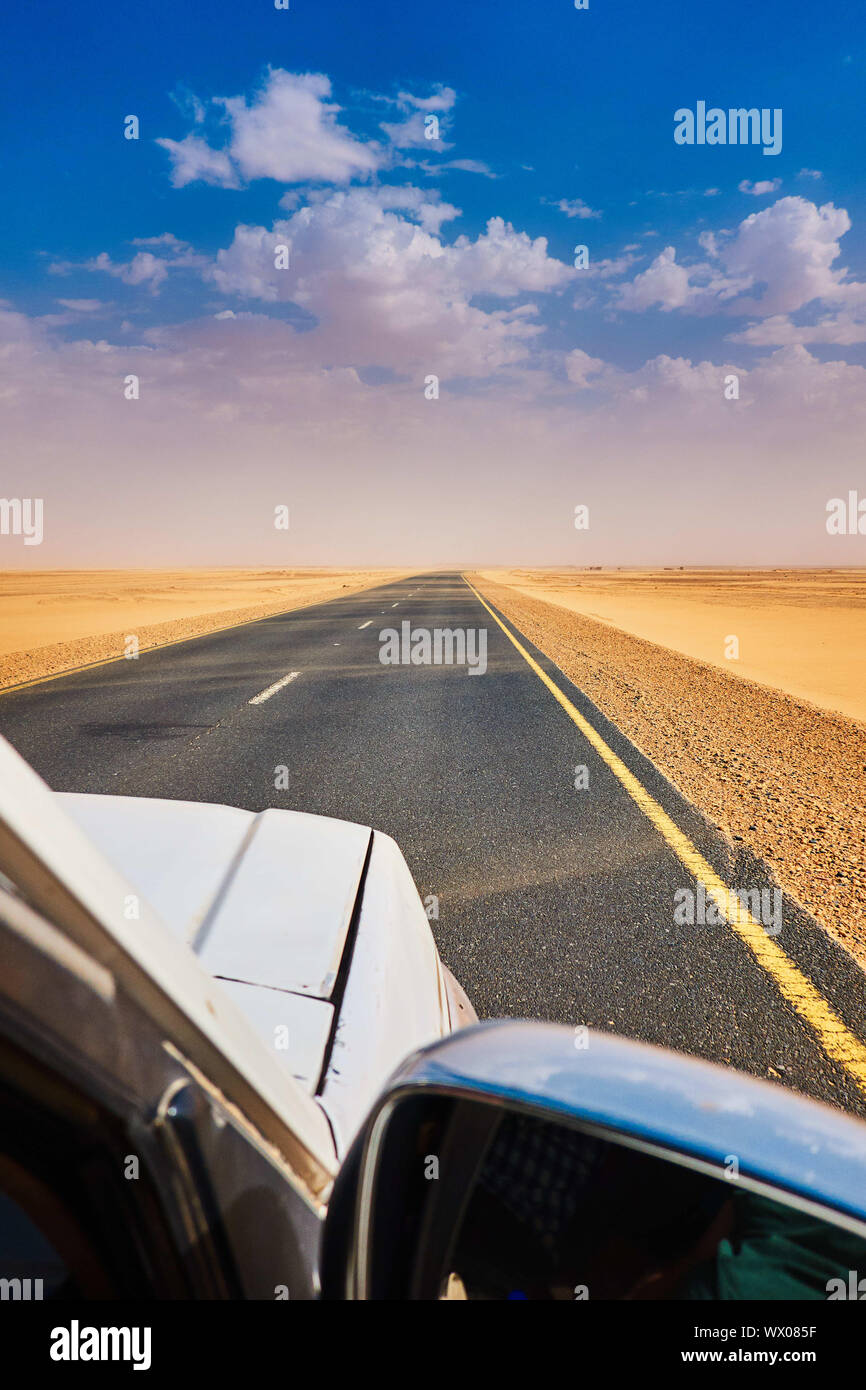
60;795;369;1093
60;793;450;1150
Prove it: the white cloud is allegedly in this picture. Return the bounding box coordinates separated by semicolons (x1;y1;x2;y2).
546;197;602;220
56;299;105;313
349;184;460;233
131;233;193;252
206;189;571;375
50;238;206;295
723;198;861;314
590;253;639;279
156;134;240;189
86;251;171;290
169;84;206;126
623;353;736;398
449;216;573;295
617;197;866;319
565;348;606;387
380;85;456;149
158;70;381;188
158;73;492;188
416;157;496;178
572;253;640;307
381;112;449;150
729;310;866;347
738;178;782;196
226;72;380;182
617;246;696;311
395;86;457;113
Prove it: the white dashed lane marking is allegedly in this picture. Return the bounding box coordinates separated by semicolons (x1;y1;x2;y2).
248;671;300;706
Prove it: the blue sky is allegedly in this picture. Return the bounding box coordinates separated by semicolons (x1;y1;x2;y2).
3;0;866;564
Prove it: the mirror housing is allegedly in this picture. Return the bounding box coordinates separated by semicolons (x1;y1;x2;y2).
322;1021;866;1300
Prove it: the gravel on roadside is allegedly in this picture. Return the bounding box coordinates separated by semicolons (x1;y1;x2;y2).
471;573;866;974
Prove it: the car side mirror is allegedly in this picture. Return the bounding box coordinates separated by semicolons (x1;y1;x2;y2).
321;1021;866;1300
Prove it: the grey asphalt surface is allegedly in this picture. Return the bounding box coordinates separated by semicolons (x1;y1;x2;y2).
3;571;866;1115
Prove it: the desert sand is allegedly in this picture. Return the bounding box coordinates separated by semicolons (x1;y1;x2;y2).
471;570;866;971
0;569;408;689
477;569;866;724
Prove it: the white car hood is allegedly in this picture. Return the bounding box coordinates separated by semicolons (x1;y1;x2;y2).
61;795;370;997
59;794;449;1152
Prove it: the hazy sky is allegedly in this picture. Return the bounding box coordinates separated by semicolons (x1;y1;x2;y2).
2;0;866;566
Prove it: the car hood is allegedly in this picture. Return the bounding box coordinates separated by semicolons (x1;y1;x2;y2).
61;794;370;997
59;794;369;1096
59;794;450;1151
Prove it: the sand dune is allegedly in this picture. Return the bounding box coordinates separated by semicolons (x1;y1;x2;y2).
478;568;866;724
0;568;408;689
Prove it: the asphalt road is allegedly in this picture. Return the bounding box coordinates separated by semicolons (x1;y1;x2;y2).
3;571;866;1115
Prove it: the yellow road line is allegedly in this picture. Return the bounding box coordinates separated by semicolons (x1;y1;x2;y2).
463;575;866;1093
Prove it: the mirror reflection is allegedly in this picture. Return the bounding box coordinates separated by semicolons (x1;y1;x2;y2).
367;1096;866;1301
